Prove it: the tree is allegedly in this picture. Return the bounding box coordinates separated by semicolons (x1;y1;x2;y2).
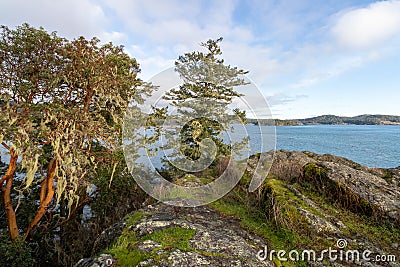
162;38;248;176
0;24;147;242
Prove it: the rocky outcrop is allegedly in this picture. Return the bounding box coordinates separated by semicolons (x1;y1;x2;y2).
128;203;271;266
321;161;400;219
269;150;400;220
77;203;273;267
76;150;399;267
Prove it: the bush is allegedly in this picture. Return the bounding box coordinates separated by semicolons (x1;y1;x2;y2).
0;235;35;267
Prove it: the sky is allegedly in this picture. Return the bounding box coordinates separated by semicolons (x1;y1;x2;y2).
0;0;399;119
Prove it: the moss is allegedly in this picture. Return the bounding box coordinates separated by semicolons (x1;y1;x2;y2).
262;179;320;233
106;225;196;267
125;211;147;227
142;227;196;252
197;250;235;258
210;197;311;267
382;170;392;182
298;184;400;253
210;197;297;249
107;247;149;267
303;163;328;181
302;163;376;216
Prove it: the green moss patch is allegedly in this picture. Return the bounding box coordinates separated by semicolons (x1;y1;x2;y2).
302;163;376;216
106;213;196;267
142;227;196;252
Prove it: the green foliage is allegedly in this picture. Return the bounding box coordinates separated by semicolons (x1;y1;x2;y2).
107;215;196;267
298;183;400;252
90;149;148;227
161;38;248;177
382;170;392;181
143;227;196;251
0;22;147;232
0;23;153;266
0;236;35;267
210;197;297;249
303;163;328;181
209;157;400;266
209;187;309;267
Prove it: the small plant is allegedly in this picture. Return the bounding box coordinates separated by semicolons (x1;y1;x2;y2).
0;236;35;267
107;225;196;267
382;170;392;181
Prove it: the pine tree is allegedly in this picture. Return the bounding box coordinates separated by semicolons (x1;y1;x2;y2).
162;38;249;177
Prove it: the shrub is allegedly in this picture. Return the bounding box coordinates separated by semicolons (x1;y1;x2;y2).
0;236;35;267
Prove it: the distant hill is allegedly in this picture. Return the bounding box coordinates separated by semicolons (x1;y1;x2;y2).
249;114;400;126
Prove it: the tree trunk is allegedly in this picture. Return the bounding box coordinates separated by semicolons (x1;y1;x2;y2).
24;158;57;239
0;151;19;242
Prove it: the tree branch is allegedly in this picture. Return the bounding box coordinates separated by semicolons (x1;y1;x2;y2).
24;158;57;240
0;151;19;241
1;142;10;151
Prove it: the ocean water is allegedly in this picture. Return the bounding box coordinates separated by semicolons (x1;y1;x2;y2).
1;125;399;169
246;124;400;168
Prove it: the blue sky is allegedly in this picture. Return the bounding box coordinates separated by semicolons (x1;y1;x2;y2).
1;0;399;119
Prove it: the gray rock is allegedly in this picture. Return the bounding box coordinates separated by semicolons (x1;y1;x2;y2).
121;203;273;267
137;240;162;252
262;150;400;220
74;254;115;267
80;150;400;267
322;161;400;219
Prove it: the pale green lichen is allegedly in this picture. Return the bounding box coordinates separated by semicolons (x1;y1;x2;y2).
22;153;39;189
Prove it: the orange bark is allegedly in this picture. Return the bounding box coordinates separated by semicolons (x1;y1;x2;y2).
0;151;19;241
24;158;57;239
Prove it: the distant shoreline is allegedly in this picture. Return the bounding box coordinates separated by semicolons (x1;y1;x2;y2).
247;114;400;126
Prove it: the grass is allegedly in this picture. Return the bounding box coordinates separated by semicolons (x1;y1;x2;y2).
142;227;196;252
105;210;196;267
209;178;314;267
107;225;196;267
106;159;400;266
124;211;147;227
297;181;400;253
210;198;298;249
210;196;313;267
209;174;361;266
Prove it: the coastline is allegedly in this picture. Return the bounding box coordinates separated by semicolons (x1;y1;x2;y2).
247;114;400;126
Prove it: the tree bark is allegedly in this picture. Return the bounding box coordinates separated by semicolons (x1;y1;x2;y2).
0;151;19;242
24;158;57;239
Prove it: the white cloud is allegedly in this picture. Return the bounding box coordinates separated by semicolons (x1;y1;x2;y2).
137;56;175;80
266;93;308;106
289;54;366;89
332;0;400;49
2;0;398;119
100;31;128;44
222;41;281;84
0;0;123;43
101;0;253;47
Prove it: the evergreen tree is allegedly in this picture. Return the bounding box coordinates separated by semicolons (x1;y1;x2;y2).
162;38;249;177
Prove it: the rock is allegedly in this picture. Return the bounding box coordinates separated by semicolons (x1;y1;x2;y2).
104;203;273;267
137;240;162;252
260;150;400;220
81;150;399;267
296;207;341;234
322;161;400;219
74;254;115;267
91;219;127;255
